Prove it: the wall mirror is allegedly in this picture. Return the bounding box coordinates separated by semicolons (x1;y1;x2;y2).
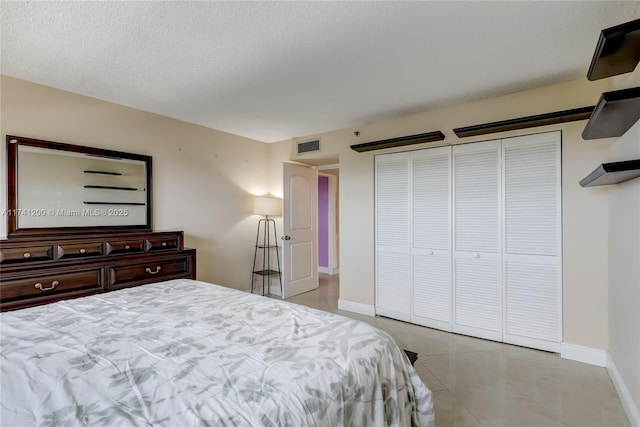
6;135;152;237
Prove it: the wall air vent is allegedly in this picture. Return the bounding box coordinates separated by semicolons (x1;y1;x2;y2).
297;139;320;155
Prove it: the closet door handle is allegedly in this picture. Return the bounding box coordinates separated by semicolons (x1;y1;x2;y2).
146;266;161;275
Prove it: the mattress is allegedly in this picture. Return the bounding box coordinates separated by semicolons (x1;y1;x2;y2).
0;279;434;426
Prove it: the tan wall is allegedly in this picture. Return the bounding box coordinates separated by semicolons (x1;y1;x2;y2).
277;77;615;350
1;73;627;353
607;67;640;423
0;75;272;291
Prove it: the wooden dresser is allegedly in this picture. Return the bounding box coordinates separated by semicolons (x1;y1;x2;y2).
0;231;196;311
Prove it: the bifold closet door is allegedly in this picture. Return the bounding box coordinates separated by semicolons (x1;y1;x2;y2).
374;132;561;351
412;147;452;331
502;132;561;352
453;141;502;341
375;152;411;322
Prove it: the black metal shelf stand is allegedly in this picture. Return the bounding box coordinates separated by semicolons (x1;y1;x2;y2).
251;216;282;296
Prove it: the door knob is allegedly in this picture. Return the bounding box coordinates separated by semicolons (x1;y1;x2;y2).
282;235;291;240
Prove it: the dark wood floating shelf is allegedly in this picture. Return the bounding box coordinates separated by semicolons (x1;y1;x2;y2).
582;87;640;140
580;159;640;187
84;185;138;191
453;106;594;138
83;202;146;206
587;18;640;81
350;131;445;152
84;170;122;176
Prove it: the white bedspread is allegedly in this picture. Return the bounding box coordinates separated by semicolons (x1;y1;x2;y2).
1;279;434;426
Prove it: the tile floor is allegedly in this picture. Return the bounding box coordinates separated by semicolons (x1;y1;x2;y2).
283;274;630;427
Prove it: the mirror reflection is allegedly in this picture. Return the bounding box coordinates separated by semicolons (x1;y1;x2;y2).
17;146;147;228
7;136;152;236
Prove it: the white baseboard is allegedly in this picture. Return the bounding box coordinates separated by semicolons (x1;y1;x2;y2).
318;266;339;275
337;299;375;316
268;283;282;298
556;343;639;427
560;342;608;367
607;353;640;427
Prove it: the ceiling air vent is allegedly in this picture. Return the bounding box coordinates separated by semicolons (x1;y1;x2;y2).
297;139;320;155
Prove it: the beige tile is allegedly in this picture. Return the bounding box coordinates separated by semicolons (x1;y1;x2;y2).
335;309;375;324
453;383;570;427
498;346;615;391
284;276;631;427
423;351;510;389
402;327;505;357
413;360;447;392
431;389;482;427
509;379;630;427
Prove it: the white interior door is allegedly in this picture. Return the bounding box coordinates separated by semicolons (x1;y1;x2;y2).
375;152;411;322
282;162;318;298
502;132;561;352
453;141;502;342
411;146;452;331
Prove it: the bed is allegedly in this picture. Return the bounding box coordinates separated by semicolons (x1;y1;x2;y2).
1;279;434;426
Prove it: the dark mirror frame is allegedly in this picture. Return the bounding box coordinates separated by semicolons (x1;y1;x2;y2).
6;135;152;238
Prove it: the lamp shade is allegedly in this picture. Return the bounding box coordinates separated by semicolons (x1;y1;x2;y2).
254;196;282;216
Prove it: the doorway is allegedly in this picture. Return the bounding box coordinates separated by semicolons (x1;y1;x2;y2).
280;159;339;299
318;167;339;275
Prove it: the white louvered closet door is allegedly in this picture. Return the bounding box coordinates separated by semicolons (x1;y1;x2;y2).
503;132;561;352
375;152;411;321
453;141;502;341
411;147;452;331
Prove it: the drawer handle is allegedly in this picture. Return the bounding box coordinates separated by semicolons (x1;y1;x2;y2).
474;253;480;259
146;266;162;275
23;252;31;259
125;245;131;250
79;248;86;254
35;280;59;291
161;242;167;247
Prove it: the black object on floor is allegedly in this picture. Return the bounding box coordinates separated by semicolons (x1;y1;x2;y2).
403;349;418;365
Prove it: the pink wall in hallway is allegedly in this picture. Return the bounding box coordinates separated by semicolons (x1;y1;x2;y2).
318;176;329;268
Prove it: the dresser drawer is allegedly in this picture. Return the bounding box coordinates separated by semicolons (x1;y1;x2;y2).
0;245;54;264
105;239;145;255
146;236;179;251
58;242;104;259
108;256;191;289
0;268;103;302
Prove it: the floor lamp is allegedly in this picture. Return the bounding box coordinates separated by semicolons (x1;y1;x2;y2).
251;196;282;296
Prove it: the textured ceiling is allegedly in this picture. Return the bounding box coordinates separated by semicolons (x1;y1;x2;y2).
1;1;638;143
